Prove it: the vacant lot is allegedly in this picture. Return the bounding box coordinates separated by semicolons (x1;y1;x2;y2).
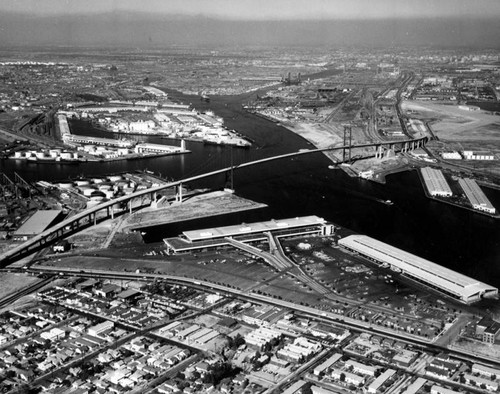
402;101;500;141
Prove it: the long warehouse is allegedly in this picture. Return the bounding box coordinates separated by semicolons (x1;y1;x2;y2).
338;234;497;304
458;177;496;214
420;167;452;197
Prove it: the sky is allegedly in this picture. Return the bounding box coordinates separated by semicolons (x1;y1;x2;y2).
0;0;499;48
2;0;500;20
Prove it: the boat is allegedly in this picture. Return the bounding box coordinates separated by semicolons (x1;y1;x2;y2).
383;200;394;206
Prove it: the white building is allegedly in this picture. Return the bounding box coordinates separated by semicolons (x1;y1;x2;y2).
421;167;452;197
338;234;498;303
345;359;378;376
41;327;65;342
313;353;342;376
430;385;461;394
441;152;462;160
367;368;396;393
471;363;500;378
458;177;496;214
464;373;498;391
331;368;365;386
88;321;114;337
463;150;495;160
402;378;427;394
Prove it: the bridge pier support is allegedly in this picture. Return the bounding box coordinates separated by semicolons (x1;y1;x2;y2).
376;145;384;159
176;183;183;203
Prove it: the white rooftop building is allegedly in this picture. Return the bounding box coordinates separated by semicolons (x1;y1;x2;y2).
421;167;452;197
338;234;497;303
458;178;496;214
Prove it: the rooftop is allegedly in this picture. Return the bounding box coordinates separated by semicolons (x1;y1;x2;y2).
339;234;497;302
182;215;326;242
13;210;62;236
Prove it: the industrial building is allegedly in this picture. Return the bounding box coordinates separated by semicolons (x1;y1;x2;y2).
134;141;186;154
12;210;63;241
458;177;496;214
164;216;333;254
338;235;498;304
420;167;452;197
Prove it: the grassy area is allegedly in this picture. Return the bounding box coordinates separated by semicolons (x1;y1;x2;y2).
0;272;41;299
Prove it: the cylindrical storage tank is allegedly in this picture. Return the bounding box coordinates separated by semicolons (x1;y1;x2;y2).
60;152;72;160
73;152;79;159
98;184;112;191
81;187;95;196
14;151;23;158
92;178;104;184
36;152;47;159
49;150;60;158
58;182;73;189
103;190;115;199
75;180;90;186
108;175;123;182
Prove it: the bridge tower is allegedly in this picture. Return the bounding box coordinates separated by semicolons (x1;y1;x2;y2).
343;125;352;162
224;146;235;192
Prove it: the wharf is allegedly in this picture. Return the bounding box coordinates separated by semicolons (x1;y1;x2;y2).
416;169;500;219
121;190;267;232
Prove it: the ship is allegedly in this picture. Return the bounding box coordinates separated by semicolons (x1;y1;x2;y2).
200;94;210;102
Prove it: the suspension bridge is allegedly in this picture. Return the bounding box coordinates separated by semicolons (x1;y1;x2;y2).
0;135;429;265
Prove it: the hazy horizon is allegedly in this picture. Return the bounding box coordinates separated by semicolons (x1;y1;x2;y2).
1;0;500;50
0;12;499;50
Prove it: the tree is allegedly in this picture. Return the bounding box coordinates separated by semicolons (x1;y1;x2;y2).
233;333;245;348
339;372;346;382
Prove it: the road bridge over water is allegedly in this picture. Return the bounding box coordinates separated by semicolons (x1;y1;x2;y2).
0;136;429;265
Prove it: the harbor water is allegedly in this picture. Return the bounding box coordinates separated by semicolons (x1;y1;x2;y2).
1;91;499;288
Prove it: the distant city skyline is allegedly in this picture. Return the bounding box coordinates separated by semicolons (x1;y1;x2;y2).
0;0;499;48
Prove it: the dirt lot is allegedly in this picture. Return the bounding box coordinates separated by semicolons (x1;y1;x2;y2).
402;101;500;141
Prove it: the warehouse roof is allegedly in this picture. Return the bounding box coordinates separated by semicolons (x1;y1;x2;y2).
183;215;326;242
13;210;62;236
338;234;497;302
